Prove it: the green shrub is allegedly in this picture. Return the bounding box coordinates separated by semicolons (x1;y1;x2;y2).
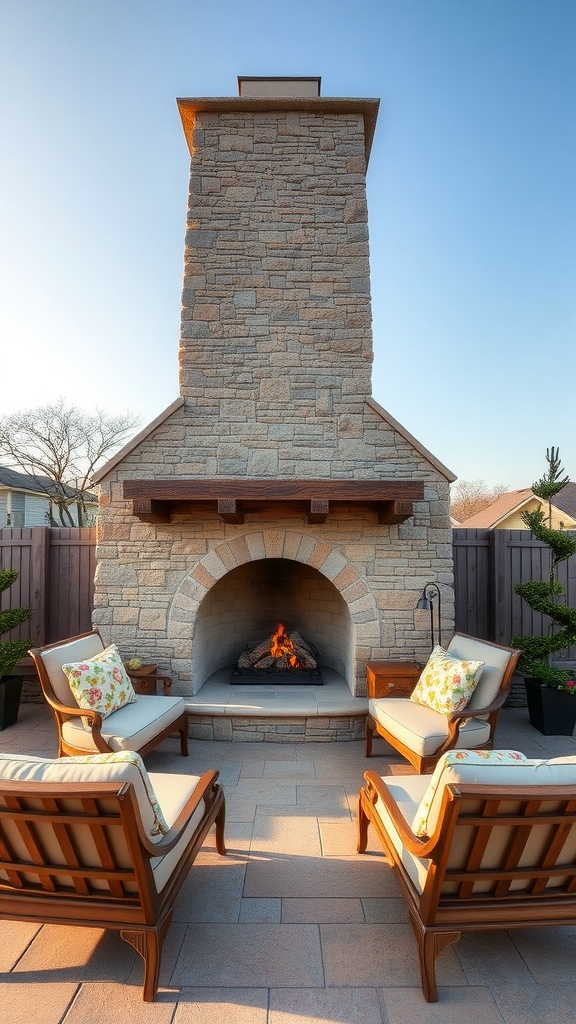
0;570;31;677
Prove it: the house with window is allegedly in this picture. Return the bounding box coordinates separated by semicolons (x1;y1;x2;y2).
456;485;576;530
0;466;97;527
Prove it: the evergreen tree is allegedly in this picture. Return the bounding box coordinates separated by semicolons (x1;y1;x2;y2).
0;570;31;677
513;448;576;687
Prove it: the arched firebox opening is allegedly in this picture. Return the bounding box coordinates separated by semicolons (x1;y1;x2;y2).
191;558;353;691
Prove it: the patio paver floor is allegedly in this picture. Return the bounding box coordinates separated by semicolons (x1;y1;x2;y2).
2;701;576;1023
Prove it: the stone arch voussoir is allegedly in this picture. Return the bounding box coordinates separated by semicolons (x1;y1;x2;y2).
167;530;380;643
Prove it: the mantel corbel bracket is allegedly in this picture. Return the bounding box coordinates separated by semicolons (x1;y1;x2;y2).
378;500;414;525
131;499;171;524
218;499;244;524
308;500;329;524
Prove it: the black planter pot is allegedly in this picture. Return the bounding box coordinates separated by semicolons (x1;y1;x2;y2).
0;675;23;730
524;677;576;736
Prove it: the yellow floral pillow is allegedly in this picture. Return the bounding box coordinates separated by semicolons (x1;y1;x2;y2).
63;643;138;719
70;751;170;835
409;645;484;715
412;749;527;837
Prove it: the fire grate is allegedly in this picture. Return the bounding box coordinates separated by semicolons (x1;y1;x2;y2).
231;667;323;685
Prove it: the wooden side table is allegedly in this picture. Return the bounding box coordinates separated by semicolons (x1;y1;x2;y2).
127;664;173;696
366;661;422;699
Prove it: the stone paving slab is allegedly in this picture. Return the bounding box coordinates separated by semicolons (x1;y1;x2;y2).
174;988;269;1024
0;981;78;1024
269;987;384;1024
13;924;136;982
379;985;505;1024
172;923;324;987
321;922;467;989
243;856;395;899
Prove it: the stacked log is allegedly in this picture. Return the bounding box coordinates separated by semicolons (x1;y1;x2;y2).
237;627;318;672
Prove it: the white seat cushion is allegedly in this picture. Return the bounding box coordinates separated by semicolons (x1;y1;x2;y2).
148;771;209;892
61;694;185;752
419;750;576;837
371;774;431;894
368;697;491;758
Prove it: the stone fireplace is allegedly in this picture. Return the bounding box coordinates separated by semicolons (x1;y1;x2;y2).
92;76;455;701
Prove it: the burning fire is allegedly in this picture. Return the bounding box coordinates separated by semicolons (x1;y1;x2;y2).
270;623;301;669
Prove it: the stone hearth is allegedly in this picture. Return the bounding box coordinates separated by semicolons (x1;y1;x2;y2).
92;76;455;724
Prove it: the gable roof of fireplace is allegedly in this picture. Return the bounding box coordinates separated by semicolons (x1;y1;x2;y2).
92;394;455;525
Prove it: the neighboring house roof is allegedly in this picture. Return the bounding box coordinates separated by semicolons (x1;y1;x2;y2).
0;465;56;495
0;465;97;503
457;489;536;529
457;485;576;530
554;482;576;521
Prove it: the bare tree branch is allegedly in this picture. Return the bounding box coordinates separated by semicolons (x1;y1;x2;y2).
450;479;509;522
0;399;140;525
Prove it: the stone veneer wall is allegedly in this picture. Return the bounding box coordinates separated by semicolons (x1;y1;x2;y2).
92;94;455;696
94;452;453;697
178;107;374;469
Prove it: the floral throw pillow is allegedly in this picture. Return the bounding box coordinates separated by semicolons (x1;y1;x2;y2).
411;749;527;837
70;751;170;835
409;644;484;715
63;643;138;720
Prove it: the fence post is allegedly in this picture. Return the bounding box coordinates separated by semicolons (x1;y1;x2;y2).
490;529;509;646
30;527;49;647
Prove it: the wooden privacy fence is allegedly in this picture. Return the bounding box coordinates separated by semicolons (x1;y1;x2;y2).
0;527;96;649
1;527;575;662
453;528;576;663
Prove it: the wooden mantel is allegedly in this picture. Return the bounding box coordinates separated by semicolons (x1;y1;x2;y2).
123;479;424;526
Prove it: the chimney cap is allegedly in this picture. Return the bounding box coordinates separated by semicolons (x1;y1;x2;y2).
238;76;321;98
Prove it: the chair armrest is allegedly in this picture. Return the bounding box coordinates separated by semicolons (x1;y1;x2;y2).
447;688;509;725
41;691;103;727
137;770;224;855
39;690;108;747
363;771;441;858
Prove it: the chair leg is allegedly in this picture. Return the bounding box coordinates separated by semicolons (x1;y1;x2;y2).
215;798;227;855
357;791;370;853
409;911;460;1003
365;714;374;757
121;913;172;1001
179;716;189;756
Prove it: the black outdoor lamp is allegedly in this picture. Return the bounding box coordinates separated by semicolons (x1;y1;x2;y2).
416;582;442;650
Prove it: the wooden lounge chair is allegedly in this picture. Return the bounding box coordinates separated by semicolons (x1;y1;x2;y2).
0;750;226;1000
358;750;576;1001
365;633;521;773
30;629;189;758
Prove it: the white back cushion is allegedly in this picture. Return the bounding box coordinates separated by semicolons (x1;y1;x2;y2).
447;634;513;710
413;749;576;837
40;633;104;706
0;750;166;839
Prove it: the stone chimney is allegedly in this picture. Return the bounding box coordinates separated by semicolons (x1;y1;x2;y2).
92;77;455;702
176;80;379;478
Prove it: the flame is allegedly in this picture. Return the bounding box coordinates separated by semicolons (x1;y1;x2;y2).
270;623;301;668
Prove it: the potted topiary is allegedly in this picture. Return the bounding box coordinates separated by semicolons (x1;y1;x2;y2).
512;448;576;734
0;569;32;729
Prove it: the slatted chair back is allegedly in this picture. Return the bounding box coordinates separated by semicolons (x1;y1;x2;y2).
0;779;156;912
0;769;225;1000
358;765;576;1002
423;783;576;921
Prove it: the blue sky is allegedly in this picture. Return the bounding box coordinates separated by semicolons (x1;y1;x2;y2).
0;0;574;489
